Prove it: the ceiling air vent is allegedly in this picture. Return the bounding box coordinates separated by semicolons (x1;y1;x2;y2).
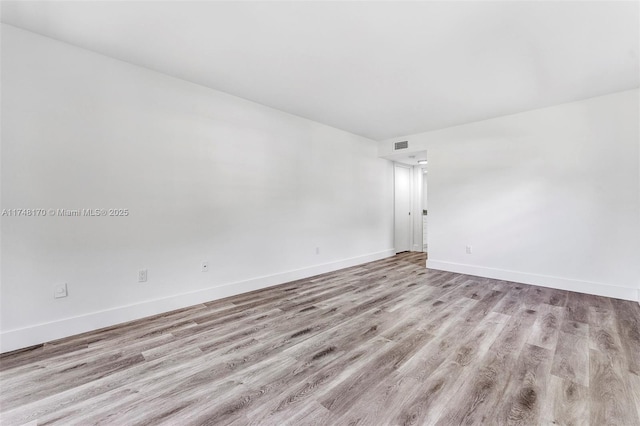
394;141;409;150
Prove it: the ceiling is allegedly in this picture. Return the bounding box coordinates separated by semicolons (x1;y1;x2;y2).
2;1;638;141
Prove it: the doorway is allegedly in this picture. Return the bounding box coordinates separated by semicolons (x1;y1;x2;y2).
394;164;412;253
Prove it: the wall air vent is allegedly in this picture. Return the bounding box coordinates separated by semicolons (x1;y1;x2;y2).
394;141;409;150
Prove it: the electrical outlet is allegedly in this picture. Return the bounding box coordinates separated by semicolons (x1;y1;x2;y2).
466;245;473;254
53;283;68;299
201;261;209;272
138;269;148;282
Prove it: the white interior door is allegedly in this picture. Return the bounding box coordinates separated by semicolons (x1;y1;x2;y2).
394;164;411;253
422;169;428;253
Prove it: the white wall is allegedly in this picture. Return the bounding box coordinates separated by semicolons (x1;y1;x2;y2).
0;25;394;352
380;89;640;301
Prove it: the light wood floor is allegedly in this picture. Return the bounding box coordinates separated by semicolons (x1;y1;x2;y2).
1;253;640;425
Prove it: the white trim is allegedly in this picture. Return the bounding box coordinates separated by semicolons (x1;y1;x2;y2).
427;259;638;302
1;249;395;353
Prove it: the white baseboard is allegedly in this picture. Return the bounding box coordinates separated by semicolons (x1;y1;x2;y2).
0;249;395;353
427;259;638;302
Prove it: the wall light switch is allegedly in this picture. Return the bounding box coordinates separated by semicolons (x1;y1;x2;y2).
54;283;68;299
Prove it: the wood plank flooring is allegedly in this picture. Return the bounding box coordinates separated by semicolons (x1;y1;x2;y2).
1;252;639;425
